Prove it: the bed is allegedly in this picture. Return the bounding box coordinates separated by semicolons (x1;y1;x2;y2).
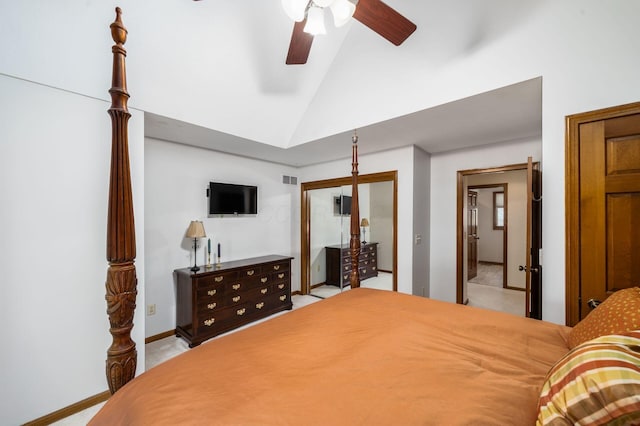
93;8;640;425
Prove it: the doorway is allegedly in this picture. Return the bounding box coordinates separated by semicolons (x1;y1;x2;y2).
456;163;540;317
301;171;398;296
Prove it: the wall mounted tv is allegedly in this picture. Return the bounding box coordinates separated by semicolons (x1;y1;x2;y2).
208;182;257;215
335;195;352;215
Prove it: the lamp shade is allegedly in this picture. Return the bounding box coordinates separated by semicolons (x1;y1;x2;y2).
304;6;326;35
281;0;308;22
186;220;206;239
360;218;369;227
329;0;355;27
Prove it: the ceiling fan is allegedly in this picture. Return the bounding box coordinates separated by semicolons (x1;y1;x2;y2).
283;0;417;65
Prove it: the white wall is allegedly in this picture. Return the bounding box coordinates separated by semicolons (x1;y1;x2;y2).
144;138;298;338
430;138;540;304
301;146;415;294
413;148;430;297
0;75;145;425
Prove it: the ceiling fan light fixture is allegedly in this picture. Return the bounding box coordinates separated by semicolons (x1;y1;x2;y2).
329;0;355;27
304;6;326;35
281;0;308;22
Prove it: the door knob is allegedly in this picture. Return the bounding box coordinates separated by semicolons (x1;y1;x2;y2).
587;299;602;309
518;265;526;271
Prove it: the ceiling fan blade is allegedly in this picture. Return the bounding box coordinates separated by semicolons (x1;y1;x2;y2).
286;20;314;65
353;0;417;46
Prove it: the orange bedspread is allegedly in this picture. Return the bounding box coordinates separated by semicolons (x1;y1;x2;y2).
90;289;570;425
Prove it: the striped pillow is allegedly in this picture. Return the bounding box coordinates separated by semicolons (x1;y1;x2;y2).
537;330;640;426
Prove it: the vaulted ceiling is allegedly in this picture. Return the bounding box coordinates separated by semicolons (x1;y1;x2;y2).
2;0;543;166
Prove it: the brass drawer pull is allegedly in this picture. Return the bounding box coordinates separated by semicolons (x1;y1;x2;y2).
256;302;265;309
344;266;349;271
207;289;217;296
362;268;367;273
233;296;241;302
364;254;369;258
373;266;376;270
236;308;246;316
277;273;285;279
246;270;255;276
203;318;215;327
278;284;285;289
261;288;268;294
273;265;280;271
279;295;287;301
343;274;349;280
214;276;223;282
232;283;241;290
365;261;369;265
261;277;268;283
207;303;217;310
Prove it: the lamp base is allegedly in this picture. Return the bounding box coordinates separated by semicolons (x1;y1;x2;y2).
190;265;200;272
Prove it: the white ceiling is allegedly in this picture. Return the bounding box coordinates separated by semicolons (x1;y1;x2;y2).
137;1;543;167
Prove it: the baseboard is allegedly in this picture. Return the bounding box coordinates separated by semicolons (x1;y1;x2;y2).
145;329;176;344
378;269;392;274
478;261;504;266
310;282;326;290
506;285;526;292
24;390;110;426
291;289;302;295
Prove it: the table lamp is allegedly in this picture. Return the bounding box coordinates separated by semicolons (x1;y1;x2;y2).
360;218;369;244
186;220;206;272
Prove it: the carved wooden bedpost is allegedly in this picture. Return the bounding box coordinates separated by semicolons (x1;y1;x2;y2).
105;7;138;394
349;131;361;288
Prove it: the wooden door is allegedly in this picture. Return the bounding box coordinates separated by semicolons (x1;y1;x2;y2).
467;190;479;280
526;157;543;319
566;103;640;325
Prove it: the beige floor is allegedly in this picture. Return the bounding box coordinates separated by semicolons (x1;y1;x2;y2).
310;271;393;298
467;263;526;317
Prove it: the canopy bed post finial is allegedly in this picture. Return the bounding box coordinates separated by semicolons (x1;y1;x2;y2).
350;130;361;288
105;6;138;395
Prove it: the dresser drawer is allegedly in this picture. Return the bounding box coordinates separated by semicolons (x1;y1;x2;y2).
267;261;290;273
197;303;250;334
197;271;238;287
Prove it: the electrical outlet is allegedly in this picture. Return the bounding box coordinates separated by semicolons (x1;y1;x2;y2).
147;304;156;316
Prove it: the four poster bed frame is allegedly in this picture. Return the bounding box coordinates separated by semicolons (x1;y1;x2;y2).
92;8;640;425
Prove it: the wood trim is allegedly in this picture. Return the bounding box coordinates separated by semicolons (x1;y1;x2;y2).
24;390;110;426
506;285;526;292
145;330;175;344
565;101;640;326
300;170;398;294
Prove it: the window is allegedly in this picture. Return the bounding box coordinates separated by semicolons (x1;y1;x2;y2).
493;191;504;230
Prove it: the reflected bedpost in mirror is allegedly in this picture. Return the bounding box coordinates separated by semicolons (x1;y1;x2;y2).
302;173;398;299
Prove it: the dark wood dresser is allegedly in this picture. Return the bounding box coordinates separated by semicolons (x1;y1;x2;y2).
175;255;293;347
325;242;378;286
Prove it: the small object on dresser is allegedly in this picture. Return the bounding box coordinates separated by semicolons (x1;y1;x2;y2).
360;218;369;244
186;221;206;272
205;238;212;269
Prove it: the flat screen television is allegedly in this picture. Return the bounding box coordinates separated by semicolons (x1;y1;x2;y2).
335;195;352;215
208;182;257;215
